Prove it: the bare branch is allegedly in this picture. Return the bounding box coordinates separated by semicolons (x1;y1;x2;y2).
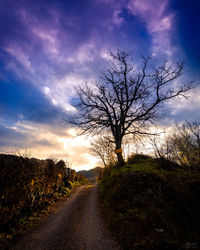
65;50;194;166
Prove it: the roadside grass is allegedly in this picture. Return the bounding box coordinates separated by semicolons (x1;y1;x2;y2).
0;182;87;250
98;154;200;249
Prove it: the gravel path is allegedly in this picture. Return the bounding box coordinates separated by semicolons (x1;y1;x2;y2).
13;184;119;250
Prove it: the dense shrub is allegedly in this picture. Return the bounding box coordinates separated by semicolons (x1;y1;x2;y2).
0;154;87;230
127;154;152;164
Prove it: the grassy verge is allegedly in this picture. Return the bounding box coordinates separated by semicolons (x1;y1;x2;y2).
0;180;86;250
98;155;200;249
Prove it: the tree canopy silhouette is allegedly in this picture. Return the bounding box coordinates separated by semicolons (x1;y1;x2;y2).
67;50;193;166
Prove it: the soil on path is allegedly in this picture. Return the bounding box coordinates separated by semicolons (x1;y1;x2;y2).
12;184;119;250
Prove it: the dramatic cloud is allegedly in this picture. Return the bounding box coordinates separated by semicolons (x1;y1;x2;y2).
0;0;199;170
126;0;175;57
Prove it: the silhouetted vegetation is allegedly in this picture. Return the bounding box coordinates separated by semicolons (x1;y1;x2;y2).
0;154;87;248
98;154;200;249
151;121;200;170
89;136;116;167
66;50;193;166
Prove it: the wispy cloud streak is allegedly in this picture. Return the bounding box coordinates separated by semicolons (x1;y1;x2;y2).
127;0;175;57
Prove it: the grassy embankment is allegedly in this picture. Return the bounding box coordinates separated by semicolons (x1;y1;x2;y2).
98;155;200;249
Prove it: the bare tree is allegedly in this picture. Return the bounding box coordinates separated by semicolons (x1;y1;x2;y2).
89;136;116;167
13;144;32;158
123;134;146;160
150;122;200;169
150;132;177;161
66;50;193;166
90;134;144;166
171;122;200;168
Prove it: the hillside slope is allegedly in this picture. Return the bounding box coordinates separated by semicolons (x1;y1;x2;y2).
98;155;200;249
78;167;103;181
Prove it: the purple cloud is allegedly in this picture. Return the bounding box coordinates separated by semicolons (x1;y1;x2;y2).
126;0;176;57
0;0;199;169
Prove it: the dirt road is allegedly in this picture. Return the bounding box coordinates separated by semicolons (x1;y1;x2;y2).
13;184;119;250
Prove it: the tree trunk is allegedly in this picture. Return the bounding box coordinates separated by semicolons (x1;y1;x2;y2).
116;151;125;167
115;138;125;167
114;132;125;167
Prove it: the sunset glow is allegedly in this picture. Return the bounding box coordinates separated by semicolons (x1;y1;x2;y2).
0;0;199;170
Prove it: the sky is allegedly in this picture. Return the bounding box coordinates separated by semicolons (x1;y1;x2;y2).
0;0;200;170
